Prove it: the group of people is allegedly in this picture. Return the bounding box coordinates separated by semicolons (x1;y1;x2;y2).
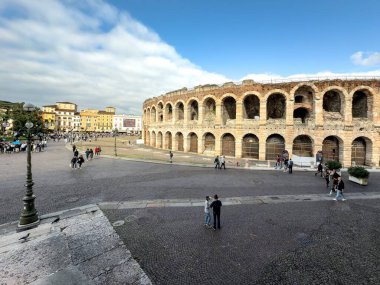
0;139;47;154
214;155;226;169
315;163;346;201
275;155;294;174
204;195;222;230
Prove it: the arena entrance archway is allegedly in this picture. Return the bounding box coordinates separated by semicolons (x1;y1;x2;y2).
266;134;285;160
222;133;235;157
165;132;172;150
243;95;260;119
242;134;259;159
267;93;286;119
351;137;372;166
222;97;236;125
322;136;341;162
293;135;313;157
189;133;198;153
157;132;163;148
176;132;184;151
203;133;215;152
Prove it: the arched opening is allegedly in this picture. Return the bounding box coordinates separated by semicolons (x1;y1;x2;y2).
176;132;184;151
295;96;303;103
352;90;368;118
322;136;340;162
157;132;163;148
146;108;150;124
151;107;156;123
151;131;156;147
157;103;163;122
203;98;216;123
222;97;236;125
188;132;198;153
203;132;215;152
222;133;235;156
188;100;199;121
165;132;172;150
352;137;372;166
293;108;310;123
165;104;173;121
242;134;259;159
143;110;147;124
176;102;184;121
267;93;286;119
293;135;313;157
323;90;344;115
266;134;285;160
243;95;260;119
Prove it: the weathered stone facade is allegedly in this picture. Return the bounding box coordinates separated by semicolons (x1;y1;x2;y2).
143;79;380;167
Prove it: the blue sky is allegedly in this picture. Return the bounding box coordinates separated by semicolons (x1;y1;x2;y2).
0;0;379;114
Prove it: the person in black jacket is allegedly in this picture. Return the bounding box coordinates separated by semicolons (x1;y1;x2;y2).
210;194;222;230
334;176;346;201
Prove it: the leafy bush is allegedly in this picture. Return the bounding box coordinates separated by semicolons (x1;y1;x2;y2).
348;166;370;179
326;160;342;170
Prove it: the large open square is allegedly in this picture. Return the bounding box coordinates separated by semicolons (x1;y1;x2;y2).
1;143;379;284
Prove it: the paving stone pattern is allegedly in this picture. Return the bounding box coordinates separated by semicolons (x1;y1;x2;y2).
104;200;380;285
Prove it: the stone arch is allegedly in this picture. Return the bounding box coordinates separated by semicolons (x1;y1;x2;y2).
175;101;184;121
151;106;156;123
146;108;151;124
266;134;285;160
292;85;315;120
165;131;172;150
203;97;216;123
203;132;215;152
221;133;235;157
293;108;310;123
188;99;199;121
188;132;198;153
351;88;373;119
165;103;173;121
351;136;372;166
322;135;343;162
267;93;286;119
242;134;259;159
243;94;260;119
157;131;163;148
222;96;236;125
175;132;184;151
292;135;313;157
151;131;156;147
322;87;347;118
290;82;319;97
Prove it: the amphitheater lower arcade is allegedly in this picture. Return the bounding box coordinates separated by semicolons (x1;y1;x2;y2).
143;79;380;167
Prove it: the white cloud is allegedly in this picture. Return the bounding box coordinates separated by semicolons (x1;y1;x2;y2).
351;51;380;66
0;0;228;114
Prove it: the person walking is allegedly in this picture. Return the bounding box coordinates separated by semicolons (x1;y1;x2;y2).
324;169;330;188
85;148;90;160
330;170;340;195
288;158;293;174
214;156;220;169
169;151;173;163
77;155;85;169
204;196;211;228
315;163;323;177
210;194;222;230
70;156;77;169
219;156;226;170
334;176;346;201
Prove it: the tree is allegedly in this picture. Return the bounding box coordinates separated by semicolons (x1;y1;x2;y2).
10;104;45;137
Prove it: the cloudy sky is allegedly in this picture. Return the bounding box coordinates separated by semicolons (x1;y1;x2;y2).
1;0;379;114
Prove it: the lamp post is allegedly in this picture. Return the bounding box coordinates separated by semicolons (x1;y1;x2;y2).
113;128;118;156
18;103;39;231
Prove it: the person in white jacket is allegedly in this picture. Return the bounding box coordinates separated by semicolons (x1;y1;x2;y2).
204;196;211;227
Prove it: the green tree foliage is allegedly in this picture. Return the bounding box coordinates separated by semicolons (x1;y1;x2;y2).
326;160;342;170
10;104;45;136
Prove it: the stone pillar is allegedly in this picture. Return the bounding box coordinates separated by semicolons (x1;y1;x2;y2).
215;131;221;155
184;134;189;153
236;101;243;128
342;144;352;168
315;93;323;126
344;98;352;125
215;102;222;126
198;105;204;127
259;133;266;160
197;135;203;154
235;136;242;158
259;99;266;126
286;98;294;126
184;106;189;126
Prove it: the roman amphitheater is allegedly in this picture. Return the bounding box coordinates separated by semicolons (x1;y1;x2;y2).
143;78;380;167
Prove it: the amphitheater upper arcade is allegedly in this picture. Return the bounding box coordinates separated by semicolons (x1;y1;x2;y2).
143;79;380;167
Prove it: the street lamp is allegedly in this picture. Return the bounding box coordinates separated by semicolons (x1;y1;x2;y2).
18;103;39;231
113;128;118;156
